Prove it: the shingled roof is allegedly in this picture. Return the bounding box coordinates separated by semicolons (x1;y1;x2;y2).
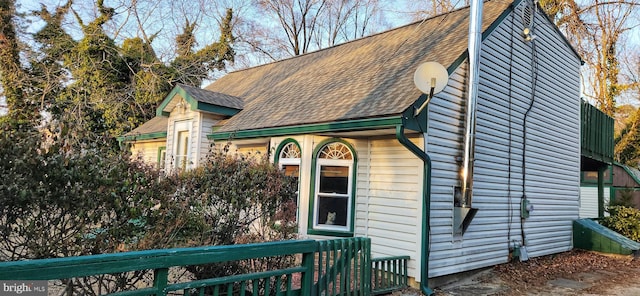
205;0;512;133
156;84;244;117
121;116;168;140
177;84;244;110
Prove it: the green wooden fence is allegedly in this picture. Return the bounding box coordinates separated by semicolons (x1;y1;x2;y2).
0;238;407;296
371;256;410;295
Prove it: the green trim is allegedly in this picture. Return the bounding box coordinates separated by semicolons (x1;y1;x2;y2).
274;138;301;165
208;116;402;141
157;146;166;166
580;184;612;188
156;85;241;117
194;101;242;116
118;131;168;142
307;139;357;237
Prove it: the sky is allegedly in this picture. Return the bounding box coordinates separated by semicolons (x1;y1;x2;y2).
1;0;638;116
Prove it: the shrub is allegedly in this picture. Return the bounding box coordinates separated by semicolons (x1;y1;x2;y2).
0;126;298;294
601;206;640;242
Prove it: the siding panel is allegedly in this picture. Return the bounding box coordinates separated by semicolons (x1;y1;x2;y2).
425;2;580;278
355;137;422;279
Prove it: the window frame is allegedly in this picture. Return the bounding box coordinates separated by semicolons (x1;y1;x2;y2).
275;139;302;223
307;139;357;237
157;146;166;169
173;120;191;171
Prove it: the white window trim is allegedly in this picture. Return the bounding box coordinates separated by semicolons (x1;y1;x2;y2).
173;120;192;171
312;158;353;232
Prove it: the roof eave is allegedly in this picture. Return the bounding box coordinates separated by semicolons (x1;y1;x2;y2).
207;116;404;141
118;131;168;142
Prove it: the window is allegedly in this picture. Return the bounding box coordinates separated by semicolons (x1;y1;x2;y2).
278;141;301;181
276;140;302;222
158;146;166;169
581;166;613;184
309;141;355;236
173;121;191;171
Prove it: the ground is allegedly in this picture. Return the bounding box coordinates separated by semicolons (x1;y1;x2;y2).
389;249;640;295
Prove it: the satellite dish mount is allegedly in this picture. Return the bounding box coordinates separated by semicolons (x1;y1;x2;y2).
413;62;449;116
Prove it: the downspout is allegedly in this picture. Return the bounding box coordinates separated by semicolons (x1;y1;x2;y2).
396;123;433;296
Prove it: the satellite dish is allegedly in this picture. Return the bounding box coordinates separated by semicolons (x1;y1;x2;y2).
413;62;449;95
412;62;448;116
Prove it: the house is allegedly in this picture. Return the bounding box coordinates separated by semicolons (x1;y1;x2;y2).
611;163;640;206
122;0;584;290
581;162;640;217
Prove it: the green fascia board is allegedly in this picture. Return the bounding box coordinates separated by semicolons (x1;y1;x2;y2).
207;116;403;140
118;131;167;142
156;85;241;117
194;100;241;116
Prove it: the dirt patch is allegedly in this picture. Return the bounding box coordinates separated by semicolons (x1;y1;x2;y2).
494;249;640;295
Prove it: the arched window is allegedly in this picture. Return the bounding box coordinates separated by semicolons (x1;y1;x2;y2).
278;141;301;175
309;140;356;235
276;139;301;221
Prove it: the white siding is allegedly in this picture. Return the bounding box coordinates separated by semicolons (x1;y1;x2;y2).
276;135;423;279
165;98;225;170
130;140;165;165
197;113;222;164
579;186;611;218
426;2;581;278
354;137;423;279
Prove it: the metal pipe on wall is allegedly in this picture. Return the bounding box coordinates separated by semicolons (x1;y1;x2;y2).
460;0;483;207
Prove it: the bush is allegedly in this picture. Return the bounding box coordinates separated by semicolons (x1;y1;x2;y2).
0;126;298;294
601;206;640;242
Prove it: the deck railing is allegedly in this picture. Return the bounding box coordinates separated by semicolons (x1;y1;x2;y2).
0;237;405;296
371;256;410;295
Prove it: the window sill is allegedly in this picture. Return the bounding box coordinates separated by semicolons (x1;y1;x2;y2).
307;229;353;237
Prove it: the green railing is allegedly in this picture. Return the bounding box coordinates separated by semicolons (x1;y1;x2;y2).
371;256;410;295
581;100;614;165
315;238;371;295
0;240;317;296
0;237;405;296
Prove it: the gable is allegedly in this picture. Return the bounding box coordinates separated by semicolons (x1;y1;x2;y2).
156;84;244;117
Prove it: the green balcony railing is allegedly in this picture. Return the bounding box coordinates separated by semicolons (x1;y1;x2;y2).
0;237;406;296
581;100;614;165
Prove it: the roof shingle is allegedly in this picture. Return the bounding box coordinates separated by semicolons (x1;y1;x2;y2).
205;0;512;133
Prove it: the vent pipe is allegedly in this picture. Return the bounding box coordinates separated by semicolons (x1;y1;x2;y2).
455;0;483;235
462;0;482;204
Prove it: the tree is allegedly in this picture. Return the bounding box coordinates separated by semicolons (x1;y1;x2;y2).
247;0;386;58
540;0;639;116
170;8;235;87
0;0;236;150
0;0;34;126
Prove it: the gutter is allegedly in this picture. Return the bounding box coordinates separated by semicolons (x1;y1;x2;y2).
396;97;434;296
